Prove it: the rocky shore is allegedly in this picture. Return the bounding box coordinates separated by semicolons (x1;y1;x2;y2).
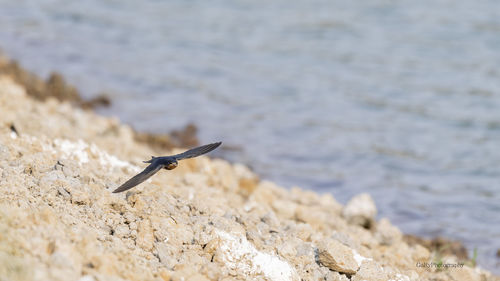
0;72;498;281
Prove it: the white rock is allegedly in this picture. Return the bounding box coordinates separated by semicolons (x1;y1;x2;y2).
214;229;299;281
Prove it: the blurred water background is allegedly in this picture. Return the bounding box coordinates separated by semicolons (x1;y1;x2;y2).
1;0;499;273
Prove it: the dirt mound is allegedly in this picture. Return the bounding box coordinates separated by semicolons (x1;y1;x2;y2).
0;76;497;281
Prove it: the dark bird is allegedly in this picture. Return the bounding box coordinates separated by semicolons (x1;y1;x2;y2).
112;142;221;193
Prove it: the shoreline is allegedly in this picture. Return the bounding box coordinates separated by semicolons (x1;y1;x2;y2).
0;54;477;259
0;56;498;280
0;53;200;152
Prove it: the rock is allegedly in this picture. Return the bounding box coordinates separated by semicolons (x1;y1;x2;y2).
342;193;377;229
170;223;195;245
160;265;209;281
325;271;350;281
136;219;154;251
77;275;95;281
331;231;355;248
293;223;315;242
156;242;177;267
233;163;259;196
387;272;412;281
271;199;297;220
291;187;320;205
403;235;470;261
88;254;118;276
199;262;222;280
277;240;297;260
295;205;327;229
292;242;317;274
57;186;72;201
411;244;430;262
150;215;176;241
375;218;402;245
447;266;482;281
296;241;314;257
70;187;91;205
187;274;210;281
318;193;343;215
213;230;299;280
203;238;221;256
351;260;387;281
251;181;278;205
113;224;130;238
317;238;360;274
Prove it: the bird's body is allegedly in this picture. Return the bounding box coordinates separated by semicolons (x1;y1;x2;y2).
112;142;221;193
144;156;178;169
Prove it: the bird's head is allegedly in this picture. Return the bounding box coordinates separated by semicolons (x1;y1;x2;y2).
165;160;178;170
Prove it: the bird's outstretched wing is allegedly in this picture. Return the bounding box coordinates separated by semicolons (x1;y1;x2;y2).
112;163;164;193
173;142;222;160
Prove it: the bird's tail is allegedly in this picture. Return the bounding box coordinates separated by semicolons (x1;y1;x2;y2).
143;156;156;163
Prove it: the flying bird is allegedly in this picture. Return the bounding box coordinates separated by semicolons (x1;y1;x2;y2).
112;142;221;193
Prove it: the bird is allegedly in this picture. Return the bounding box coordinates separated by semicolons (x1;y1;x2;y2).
112;142;221;193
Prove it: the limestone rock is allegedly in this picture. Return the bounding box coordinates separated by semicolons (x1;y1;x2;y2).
411;244;430;262
272;199;297;220
351;260;388;281
295;205;327;229
317;238;360;274
375;218;402;245
446;265;482;281
325;271;350;281
233;163;259;196
342;193;377;228
113;224;130;238
136;219;154;251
